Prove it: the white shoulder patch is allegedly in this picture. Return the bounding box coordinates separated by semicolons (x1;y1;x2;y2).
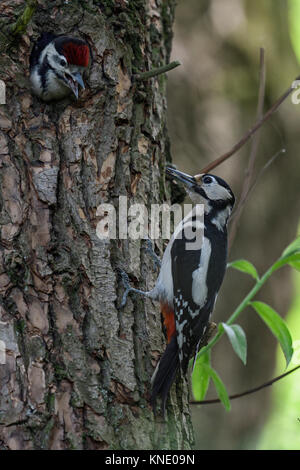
211;205;231;231
191;237;211;307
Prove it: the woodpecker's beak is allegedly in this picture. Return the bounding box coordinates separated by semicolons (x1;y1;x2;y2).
166;167;196;189
65;72;85;99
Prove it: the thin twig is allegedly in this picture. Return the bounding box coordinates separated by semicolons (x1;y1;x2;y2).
199;73;300;174
228;147;286;229
134;61;181;81
190;364;300;405
229;48;266;249
235;147;286;212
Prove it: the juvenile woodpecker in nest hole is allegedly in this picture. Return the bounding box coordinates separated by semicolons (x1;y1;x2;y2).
120;167;235;414
30;32;91;101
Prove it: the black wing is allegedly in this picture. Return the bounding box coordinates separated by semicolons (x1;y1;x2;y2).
171;223;228;374
171;233;212;374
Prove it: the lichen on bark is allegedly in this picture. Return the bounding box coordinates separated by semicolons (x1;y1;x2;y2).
0;0;194;450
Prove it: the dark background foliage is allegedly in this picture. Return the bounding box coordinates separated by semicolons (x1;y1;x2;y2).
167;0;300;449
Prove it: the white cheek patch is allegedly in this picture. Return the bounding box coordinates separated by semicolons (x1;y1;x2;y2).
205;183;232;201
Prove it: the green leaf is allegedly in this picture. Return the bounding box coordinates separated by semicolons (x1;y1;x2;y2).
272;237;300;272
288;0;300;64
221;323;247;365
273;252;300;272
228;259;259;280
282;236;300;258
250;301;293;366
209;368;231;411
191;351;211;401
288;257;300;272
192;354;231;411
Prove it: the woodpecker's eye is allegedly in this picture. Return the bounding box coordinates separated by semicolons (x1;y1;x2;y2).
60;59;67;67
203;176;213;184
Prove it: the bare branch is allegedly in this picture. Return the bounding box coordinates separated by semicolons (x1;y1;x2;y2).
199;71;300;174
190;364;300;405
229;48;266;248
134;61;181;81
232;147;286;218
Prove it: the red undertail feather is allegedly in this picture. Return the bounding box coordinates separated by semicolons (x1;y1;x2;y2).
160;302;176;343
63;43;89;67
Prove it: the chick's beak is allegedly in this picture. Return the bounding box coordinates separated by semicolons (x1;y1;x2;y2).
166;167;196;189
65;72;85;99
72;72;85;90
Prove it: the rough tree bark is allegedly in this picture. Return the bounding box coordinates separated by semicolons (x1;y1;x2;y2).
0;0;194;450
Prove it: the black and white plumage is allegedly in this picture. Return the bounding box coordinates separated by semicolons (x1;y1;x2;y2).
149;168;235;412
29;32;91;101
120;167;235;413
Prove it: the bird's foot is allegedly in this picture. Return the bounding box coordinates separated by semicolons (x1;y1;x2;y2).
118;268;149;309
144;238;161;271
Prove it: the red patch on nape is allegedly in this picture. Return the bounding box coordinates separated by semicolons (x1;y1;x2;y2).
160;302;176;344
63;42;89;67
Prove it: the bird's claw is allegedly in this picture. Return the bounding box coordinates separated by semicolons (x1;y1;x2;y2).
118;268;132;309
144;238;161;271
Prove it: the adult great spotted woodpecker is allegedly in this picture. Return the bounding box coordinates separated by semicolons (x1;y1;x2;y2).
30;32;91;101
120;167;235;414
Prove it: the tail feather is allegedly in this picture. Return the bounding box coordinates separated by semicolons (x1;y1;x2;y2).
150;336;179;415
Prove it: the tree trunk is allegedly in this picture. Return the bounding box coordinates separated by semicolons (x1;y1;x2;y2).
0;0;193;450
